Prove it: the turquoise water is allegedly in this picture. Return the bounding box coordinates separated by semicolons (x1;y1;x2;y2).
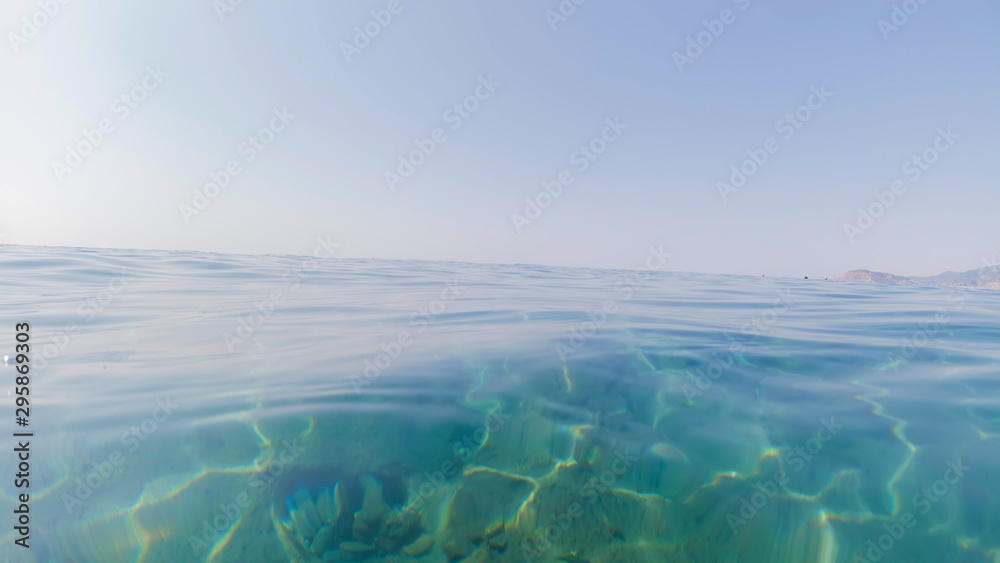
1;245;999;562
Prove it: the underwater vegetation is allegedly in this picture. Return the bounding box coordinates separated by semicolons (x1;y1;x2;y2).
273;476;433;561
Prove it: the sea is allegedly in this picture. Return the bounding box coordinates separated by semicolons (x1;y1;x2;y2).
1;244;998;562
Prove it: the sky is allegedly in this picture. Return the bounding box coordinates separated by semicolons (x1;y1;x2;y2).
1;0;998;278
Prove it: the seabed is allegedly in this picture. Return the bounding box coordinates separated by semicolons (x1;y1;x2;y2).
25;351;1000;562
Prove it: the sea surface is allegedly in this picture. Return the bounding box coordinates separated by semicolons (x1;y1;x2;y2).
1;245;998;562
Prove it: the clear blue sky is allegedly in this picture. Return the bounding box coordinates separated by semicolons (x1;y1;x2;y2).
2;0;998;277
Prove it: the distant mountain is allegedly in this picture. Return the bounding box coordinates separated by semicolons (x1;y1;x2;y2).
837;270;916;285
837;266;1000;289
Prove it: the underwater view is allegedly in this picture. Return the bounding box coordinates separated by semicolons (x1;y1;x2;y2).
1;244;998;562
